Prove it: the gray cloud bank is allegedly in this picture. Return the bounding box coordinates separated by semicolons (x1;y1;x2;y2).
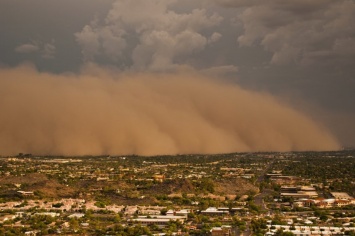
73;0;355;71
0;65;340;156
216;0;355;67
75;0;223;70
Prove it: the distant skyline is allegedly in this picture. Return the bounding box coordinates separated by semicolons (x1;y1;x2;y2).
0;0;354;155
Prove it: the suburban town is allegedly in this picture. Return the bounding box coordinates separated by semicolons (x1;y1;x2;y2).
0;150;354;235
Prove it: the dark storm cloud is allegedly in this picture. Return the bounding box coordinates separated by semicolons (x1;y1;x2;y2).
215;0;355;66
0;0;114;71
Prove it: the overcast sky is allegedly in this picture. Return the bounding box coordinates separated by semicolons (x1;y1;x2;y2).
0;0;354;149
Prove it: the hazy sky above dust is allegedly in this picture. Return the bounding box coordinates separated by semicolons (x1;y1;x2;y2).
0;0;354;154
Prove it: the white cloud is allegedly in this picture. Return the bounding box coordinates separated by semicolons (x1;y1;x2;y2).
209;32;222;44
15;43;39;54
41;42;56;59
75;21;102;61
15;41;56;59
75;0;223;70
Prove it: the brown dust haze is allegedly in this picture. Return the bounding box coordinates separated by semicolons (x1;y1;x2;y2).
0;65;340;156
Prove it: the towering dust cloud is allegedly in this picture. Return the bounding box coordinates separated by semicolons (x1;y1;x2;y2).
0;65;340;156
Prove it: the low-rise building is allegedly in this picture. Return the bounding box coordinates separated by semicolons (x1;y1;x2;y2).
331;192;353;200
166;209;190;219
201;207;229;216
130;215;185;228
210;225;232;236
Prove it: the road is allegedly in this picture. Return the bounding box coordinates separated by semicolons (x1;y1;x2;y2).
253;160;275;212
254;189;273;211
